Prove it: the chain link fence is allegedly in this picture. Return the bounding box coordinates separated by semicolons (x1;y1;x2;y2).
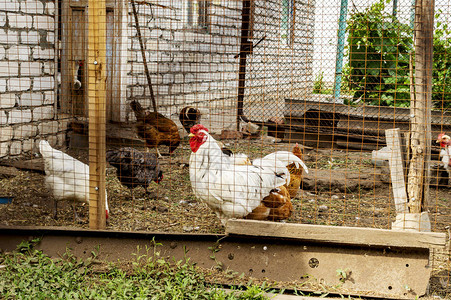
0;0;449;297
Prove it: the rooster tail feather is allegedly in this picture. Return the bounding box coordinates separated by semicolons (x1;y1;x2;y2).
295;160;309;174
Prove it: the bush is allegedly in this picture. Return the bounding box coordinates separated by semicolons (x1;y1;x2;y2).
343;0;451;109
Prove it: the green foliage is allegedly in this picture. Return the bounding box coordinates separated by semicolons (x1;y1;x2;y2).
344;0;412;107
432;10;451;109
313;72;332;95
343;0;451;109
0;242;272;300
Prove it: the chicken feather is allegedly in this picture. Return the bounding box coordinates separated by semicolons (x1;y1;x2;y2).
39;140;109;220
189;125;289;225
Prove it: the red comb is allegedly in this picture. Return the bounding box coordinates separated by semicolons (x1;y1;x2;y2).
190;124;208;134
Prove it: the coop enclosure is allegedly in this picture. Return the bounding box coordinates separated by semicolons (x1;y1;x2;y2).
0;0;450;298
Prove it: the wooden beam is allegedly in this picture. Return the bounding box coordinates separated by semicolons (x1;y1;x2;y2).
385;129;408;213
407;0;434;213
225;219;446;249
87;0;107;229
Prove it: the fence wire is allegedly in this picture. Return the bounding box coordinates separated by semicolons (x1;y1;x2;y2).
0;0;450;297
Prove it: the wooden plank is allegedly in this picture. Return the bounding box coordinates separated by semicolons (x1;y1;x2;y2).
385;129;408;213
285;98;451;125
407;0;434;213
110;1;126;122
0;166;20;178
0;159;44;174
87;0;107;230
225;219;446;249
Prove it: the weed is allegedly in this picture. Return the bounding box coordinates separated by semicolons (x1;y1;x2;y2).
0;242;272;299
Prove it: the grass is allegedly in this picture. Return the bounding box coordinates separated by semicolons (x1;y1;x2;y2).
0;240;274;300
312;72;333;95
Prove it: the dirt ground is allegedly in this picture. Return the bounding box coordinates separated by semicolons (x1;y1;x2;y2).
0;137;450;297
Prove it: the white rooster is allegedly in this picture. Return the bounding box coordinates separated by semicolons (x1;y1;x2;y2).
39;140;109;221
436;133;451;185
188;124;306;226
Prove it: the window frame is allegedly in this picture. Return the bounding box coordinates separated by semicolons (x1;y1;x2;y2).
185;0;211;33
281;0;295;47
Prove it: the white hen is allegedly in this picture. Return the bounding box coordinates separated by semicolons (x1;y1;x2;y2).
188;124;303;226
39;140;109;221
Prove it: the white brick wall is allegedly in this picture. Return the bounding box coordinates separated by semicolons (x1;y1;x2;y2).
0;111;7;125
8;77;31;91
21;31;41;45
33;76;54;90
9;109;32;124
13;124;38;139
34;16;54;31
0;61;19;77
0;12;6;27
8;13;33;29
0;29;18;45
127;1;243;118
20;62;42;76
0;79;5;93
0;0;314;158
32;47;54;59
7;45;31;60
0;126;13;142
20;92;43;107
9;141;21;155
32;106;53;120
0;142;8;158
0;0;58;157
0;0;19;12
0;93;16;108
21;0;45;14
38;120;58;135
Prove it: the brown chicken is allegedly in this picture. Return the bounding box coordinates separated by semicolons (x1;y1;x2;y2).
243;144;307;221
223;145;307;222
285;143;305;198
245;185;293;221
130;100;181;158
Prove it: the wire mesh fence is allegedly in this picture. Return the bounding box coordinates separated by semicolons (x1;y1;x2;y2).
0;0;450;297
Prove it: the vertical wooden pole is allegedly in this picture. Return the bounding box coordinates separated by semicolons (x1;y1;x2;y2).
88;0;107;229
407;0;434;213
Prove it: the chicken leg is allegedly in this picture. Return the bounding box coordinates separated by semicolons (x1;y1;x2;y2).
72;204;85;224
145;147;162;158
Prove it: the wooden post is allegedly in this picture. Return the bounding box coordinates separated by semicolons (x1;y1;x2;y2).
385;129;408;213
407;0;434;213
88;0;107;229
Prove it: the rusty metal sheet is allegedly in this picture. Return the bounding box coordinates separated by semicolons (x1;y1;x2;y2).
0;226;433;299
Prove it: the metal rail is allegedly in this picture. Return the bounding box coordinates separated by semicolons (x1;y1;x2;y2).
0;222;445;299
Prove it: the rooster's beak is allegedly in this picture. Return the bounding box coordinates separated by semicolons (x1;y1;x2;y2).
188;133;195;138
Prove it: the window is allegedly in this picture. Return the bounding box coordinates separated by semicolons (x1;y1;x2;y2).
185;1;211;32
281;0;295;46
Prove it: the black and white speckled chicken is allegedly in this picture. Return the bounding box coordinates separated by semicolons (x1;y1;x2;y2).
106;147;163;202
